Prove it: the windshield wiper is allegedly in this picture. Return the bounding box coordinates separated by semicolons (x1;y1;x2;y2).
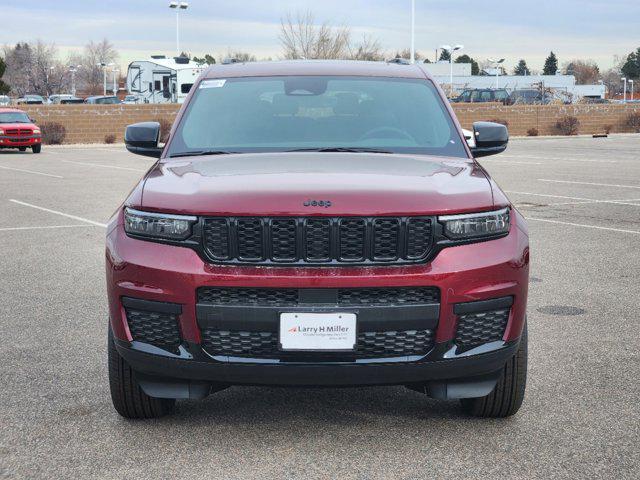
169;150;238;158
286;147;395;154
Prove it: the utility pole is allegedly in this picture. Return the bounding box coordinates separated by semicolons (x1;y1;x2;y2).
410;0;415;64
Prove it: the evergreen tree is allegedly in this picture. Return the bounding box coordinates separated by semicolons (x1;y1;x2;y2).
439;49;450;61
192;54;216;65
543;51;558;75
0;56;10;94
454;54;480;75
514;59;531;76
621;47;640;79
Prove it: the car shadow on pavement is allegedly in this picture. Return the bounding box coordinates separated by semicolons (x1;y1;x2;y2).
159;386;468;425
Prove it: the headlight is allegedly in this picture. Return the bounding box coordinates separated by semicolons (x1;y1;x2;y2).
33;128;41;134
439;208;510;240
0;129;4;135
124;207;197;240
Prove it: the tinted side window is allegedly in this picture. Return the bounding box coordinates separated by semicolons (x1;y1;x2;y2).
181;83;193;94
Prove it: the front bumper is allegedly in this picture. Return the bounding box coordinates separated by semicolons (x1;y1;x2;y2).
0;135;41;147
106;208;529;390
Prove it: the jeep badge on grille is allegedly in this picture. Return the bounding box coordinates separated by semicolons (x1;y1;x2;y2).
303;199;332;208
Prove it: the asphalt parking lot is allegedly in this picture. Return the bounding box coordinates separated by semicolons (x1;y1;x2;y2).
1;136;639;479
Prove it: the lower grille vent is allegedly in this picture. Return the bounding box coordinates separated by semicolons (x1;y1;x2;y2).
125;309;181;353
455;309;509;347
201;329;434;359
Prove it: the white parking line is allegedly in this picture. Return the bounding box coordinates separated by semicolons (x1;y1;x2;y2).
538;179;640;189
500;154;618;164
0;165;63;179
0;224;94;232
526;217;640;235
60;160;146;172
548;198;640;206
8;200;107;228
505;190;640;207
480;159;543;165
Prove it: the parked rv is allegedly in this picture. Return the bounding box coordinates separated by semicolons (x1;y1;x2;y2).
126;55;205;104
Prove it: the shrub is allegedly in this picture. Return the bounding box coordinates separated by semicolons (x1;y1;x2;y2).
40;122;66;145
626;112;640;133
104;134;116;144
527;127;539;137
555;115;580;136
154;117;173;143
488;118;509;127
603;124;613;135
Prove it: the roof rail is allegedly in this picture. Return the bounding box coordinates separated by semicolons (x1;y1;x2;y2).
387;57;410;65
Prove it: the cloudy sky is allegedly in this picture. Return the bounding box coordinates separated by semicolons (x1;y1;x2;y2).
1;0;638;71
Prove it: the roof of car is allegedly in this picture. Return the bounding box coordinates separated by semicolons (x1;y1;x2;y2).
203;60;432;80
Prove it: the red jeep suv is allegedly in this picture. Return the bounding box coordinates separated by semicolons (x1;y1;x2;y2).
0;108;42;153
107;61;528;419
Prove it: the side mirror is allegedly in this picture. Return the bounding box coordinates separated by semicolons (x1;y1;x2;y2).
470;121;509;158
125;122;163;158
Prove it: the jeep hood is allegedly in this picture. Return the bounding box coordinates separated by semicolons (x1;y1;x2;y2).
138;152;495;216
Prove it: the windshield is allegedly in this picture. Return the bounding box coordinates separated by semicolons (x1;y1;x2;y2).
0;112;31;123
167;75;467;158
94;97;120;104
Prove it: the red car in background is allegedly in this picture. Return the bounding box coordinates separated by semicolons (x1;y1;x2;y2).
0;108;42;153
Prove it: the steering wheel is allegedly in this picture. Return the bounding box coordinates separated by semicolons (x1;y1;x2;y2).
359;126;415;142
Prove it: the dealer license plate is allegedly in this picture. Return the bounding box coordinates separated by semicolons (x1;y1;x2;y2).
279;312;357;351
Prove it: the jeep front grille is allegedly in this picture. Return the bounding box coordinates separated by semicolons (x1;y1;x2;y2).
201;216;434;265
197;286;440;306
201;329;435;359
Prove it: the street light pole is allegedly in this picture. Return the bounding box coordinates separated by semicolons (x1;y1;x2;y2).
488;58;505;89
169;2;189;55
98;63;115;96
440;45;463;96
631;80;635;101
410;0;415;64
622;77;627;103
69;65;80;96
112;69;119;95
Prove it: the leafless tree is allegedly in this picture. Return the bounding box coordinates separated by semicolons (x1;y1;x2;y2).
563;59;600;85
279;11;351;60
223;50;257;63
77;39;119;95
349;35;384;61
2;43;32;95
2;41;68;96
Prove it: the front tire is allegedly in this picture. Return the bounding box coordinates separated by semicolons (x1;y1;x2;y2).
108;327;175;419
460;323;528;418
32;144;41;154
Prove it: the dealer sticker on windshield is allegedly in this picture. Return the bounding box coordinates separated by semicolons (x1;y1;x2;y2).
280;313;356;351
199;79;226;89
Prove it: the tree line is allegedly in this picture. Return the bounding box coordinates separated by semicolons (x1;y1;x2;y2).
2;11;640;98
1;39;118;97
